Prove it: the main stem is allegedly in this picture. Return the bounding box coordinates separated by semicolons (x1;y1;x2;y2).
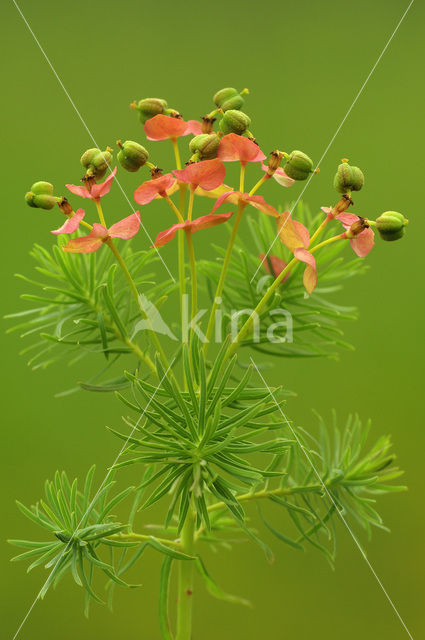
178;187;188;338
176;511;195;640
170;139;188;346
185;229;197;350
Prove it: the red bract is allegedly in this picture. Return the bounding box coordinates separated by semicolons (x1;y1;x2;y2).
145;114;202;141
321;207;375;257
66;167;117;200
218;134;266;165
260;253;290;282
152;212;233;248
51;209;86;235
173;159;226;191
261;163;294;188
277;212;317;294
211;190;279;217
63;212;141;253
134;173;176;205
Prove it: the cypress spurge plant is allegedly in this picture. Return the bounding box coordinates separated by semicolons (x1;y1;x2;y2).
7;87;408;639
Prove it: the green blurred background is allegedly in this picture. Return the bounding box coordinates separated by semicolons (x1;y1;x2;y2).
1;0;424;638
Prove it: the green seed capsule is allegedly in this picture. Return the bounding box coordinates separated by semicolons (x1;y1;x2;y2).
81;148;113;180
283;150;314;181
213;87;244;112
31;181;54;196
136;98;168;124
219;110;251;135
334;162;364;193
25;192;56;210
25;181;56;210
80;148;100;168
117;140;149;172
189;133;220;159
376;211;407;241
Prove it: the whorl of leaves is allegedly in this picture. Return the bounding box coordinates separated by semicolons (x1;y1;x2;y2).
8;467;138;613
110;343;405;565
112;338;295;533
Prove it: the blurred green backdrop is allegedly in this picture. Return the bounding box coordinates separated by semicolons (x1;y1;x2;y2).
1;0;424;638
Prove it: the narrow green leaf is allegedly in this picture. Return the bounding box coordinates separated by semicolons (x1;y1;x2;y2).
195;556;251;607
158;556;174;640
148;537;194;561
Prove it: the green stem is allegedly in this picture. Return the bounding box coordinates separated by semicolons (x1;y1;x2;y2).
105;238;168;368
203;162;247;354
172;138;182;171
249;174;267;196
239;162;246;192
178;189;188;316
94;199;107;226
225;233;345;361
109;532;181;548
171;139;188;349
88;295;155;372
164;193;187;344
225;255;298;360
176;511;195;640
184;229;197;348
164;195;185;223
84;200;158;370
178;229;186;338
206;482;326;514
187;188;195;222
310;233;345;254
203;201;245;353
308;213;332;247
93;179;169;368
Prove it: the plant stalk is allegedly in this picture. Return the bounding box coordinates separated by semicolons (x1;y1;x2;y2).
176;511;195;640
203;161;247;354
224;233;345;361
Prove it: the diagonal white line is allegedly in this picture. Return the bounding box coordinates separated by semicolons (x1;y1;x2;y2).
12;0;176;284
249;356;414;640
11;357;176;640
250;0;415;283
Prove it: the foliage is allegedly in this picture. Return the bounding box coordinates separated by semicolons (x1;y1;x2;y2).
5;236;175;392
11;396;405;617
199;201;368;359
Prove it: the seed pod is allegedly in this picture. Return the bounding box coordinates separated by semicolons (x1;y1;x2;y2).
334;162;364;193
80;148;100;168
31;181;54;196
25;181;56;210
81;148;113;180
376;211;407;241
219;110;251;136
189;133;220;160
283;150;314;181
134;98;168;124
117;140;149;172
213;87;244;112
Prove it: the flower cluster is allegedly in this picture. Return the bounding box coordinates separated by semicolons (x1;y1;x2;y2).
24;88;408;288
